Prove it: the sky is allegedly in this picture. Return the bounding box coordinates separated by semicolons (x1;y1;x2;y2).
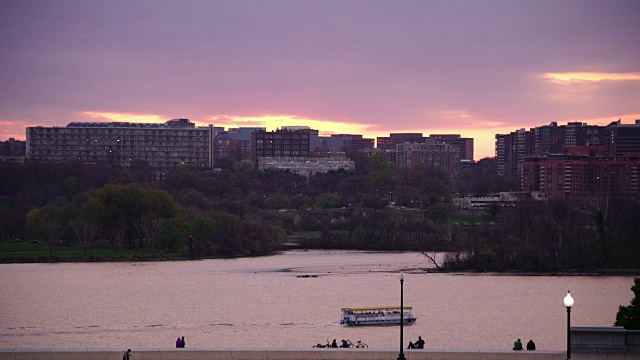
1;0;639;160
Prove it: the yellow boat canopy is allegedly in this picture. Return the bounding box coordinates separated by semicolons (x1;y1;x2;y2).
341;306;412;311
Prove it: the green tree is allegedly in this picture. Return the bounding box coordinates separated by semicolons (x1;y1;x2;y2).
26;204;62;256
615;278;640;329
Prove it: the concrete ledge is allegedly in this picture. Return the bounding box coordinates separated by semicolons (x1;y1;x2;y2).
5;350;638;360
0;350;571;360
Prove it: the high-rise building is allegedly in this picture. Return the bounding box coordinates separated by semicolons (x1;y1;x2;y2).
607;119;640;156
251;128;311;162
377;133;425;151
214;127;265;161
394;142;460;177
312;134;374;153
428;134;474;161
522;146;639;199
496;121;609;179
27;119;214;178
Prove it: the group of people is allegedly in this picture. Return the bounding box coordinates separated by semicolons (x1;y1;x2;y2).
513;339;536;351
176;336;186;348
328;339;352;348
407;336;425;349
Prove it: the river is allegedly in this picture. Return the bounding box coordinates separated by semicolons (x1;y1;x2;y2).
0;250;634;350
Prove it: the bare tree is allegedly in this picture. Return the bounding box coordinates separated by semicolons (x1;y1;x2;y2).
70;219;100;255
134;214;160;249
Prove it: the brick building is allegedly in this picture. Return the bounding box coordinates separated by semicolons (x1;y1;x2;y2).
522;146;639;199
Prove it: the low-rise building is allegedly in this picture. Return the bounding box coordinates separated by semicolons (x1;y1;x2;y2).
257;156;355;176
453;191;546;211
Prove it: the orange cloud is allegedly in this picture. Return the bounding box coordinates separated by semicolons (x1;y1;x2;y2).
0;119;39;141
544;72;640;84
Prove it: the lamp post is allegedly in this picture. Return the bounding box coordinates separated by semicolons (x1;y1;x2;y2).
398;272;406;360
564;291;574;360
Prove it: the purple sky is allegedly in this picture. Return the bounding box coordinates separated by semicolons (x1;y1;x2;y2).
1;0;639;159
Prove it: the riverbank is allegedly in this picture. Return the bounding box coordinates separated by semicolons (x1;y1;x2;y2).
2;252;639;277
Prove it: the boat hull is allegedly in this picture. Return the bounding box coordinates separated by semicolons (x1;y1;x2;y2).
341;318;417;326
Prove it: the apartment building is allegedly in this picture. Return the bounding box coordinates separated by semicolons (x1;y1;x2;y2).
26;119;215;178
496;121;609;178
377;133;425;151
428;134;474;161
312;134;374;153
394;142;460;177
251;128;311;162
522;146;639;199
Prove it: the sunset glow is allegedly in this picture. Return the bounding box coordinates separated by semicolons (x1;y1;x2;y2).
209;114;375;136
82;111;167;123
544;72;640;84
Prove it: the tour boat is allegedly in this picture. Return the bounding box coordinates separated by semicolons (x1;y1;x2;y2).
340;306;417;326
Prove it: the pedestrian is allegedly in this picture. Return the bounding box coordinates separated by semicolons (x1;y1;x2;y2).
513;339;523;351
180;336;186;348
122;349;131;360
526;339;536;351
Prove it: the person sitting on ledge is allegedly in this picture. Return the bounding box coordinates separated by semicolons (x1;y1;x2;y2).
407;341;415;349
526;339;536;351
331;339;338;348
415;336;425;349
341;339;350;348
513;339;523;350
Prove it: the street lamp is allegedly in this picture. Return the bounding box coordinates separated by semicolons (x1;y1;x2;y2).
398;272;406;360
564;291;574;360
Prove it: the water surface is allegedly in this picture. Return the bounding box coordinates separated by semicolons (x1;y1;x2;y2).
0;250;633;350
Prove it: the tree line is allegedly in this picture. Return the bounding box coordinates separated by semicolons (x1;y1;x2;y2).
1;156;639;270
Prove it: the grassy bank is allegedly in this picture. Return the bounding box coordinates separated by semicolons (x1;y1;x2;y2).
0;240;181;263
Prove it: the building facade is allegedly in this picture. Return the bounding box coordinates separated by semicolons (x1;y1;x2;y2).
26;119;213;178
496;121;609;178
1;138;26;156
428;134;474;161
251;128;311;162
312;134;374;153
521;146;639;199
257;156;355;176
394;142;460;177
607;119;640;157
377;133;425;151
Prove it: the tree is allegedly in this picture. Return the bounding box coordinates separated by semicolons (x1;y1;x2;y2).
615;278;640;329
26;204;62;256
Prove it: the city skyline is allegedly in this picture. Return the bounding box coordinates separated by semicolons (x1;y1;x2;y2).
2;0;639;160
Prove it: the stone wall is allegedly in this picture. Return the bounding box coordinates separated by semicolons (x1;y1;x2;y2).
572;327;640;353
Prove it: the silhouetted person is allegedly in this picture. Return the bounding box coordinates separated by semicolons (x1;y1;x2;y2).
179;336;185;348
526;339;536;351
331;339;338;348
513;339;523;350
415;336;425;349
176;337;181;348
123;349;131;360
341;339;349;348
